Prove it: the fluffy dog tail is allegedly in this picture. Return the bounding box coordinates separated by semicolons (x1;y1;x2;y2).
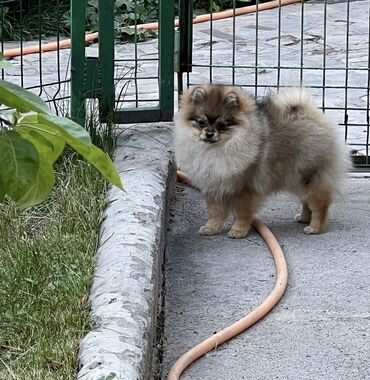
274;87;350;194
271;87;317;116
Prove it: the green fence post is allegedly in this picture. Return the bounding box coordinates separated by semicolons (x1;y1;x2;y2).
177;0;193;95
71;0;86;125
98;0;115;123
159;0;175;121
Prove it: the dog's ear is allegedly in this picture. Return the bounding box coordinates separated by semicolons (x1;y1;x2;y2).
225;92;239;107
191;87;206;104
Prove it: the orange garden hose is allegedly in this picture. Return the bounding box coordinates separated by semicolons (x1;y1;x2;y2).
2;0;301;59
170;170;288;380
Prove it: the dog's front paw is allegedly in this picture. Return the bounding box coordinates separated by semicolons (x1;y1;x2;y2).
304;225;323;235
228;228;249;239
199;225;220;236
294;213;310;223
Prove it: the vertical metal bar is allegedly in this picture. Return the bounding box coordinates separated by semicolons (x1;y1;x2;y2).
71;0;87;125
255;0;259;98
38;0;43;97
178;0;193;95
322;0;327;111
159;0;174;120
300;0;304;85
277;0;282;89
20;0;24;87
366;1;370;164
232;0;236;85
186;0;193;74
1;5;5;81
134;0;139;108
98;0;115;122
52;0;62;115
177;0;193;95
344;0;350;143
209;0;213;83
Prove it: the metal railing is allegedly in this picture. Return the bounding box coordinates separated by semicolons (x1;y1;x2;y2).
71;0;175;125
1;0;369;167
178;0;370;168
0;0;70;114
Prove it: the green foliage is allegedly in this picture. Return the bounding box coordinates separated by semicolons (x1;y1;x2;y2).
0;0;253;41
62;0;157;41
0;80;51;114
194;0;252;15
0;1;70;40
0;155;106;380
0;80;123;209
68;0;252;38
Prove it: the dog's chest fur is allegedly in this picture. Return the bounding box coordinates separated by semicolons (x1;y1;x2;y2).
174;125;261;199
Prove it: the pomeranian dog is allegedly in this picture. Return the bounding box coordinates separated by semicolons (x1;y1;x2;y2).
173;84;348;238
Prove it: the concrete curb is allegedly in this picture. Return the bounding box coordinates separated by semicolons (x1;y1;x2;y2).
77;124;175;380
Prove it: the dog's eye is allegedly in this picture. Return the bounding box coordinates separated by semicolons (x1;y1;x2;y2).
216;122;228;131
196;119;206;128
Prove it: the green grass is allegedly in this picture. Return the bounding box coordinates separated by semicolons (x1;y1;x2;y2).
0;154;107;380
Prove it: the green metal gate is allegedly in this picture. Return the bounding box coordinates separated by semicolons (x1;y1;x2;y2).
70;0;370;168
70;0;174;126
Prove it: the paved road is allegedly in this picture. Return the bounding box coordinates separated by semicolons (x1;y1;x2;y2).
162;177;370;380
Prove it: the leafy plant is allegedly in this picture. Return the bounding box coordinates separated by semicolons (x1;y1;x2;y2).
62;0;157;41
0;80;123;209
193;0;252;15
0;1;70;40
0;0;255;41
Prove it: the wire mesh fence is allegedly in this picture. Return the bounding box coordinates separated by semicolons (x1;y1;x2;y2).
0;0;173;123
70;0;174;124
1;0;369;167
182;0;370;167
114;30;160;110
112;0;174;123
0;0;71;115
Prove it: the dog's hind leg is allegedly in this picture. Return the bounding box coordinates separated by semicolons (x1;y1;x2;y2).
294;201;312;223
303;189;332;235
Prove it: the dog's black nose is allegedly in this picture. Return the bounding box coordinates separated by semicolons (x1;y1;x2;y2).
206;132;214;139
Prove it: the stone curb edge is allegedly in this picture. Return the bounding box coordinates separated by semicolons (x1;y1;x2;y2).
77;124;175;380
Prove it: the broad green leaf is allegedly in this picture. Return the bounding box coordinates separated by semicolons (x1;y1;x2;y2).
0;130;39;201
18;126;65;164
71;143;123;190
0;80;50;114
19;114;123;190
38;114;92;144
38;115;123;190
17;158;55;209
18;128;55;159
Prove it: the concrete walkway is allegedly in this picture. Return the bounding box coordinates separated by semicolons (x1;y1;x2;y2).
3;1;369;379
162;176;370;379
161;4;370;376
